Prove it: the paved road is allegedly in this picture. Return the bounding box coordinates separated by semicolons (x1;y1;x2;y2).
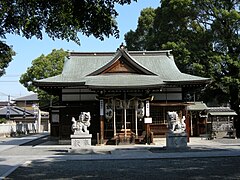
1;135;240;179
0;133;49;179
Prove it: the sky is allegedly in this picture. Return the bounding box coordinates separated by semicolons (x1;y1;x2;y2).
0;0;160;101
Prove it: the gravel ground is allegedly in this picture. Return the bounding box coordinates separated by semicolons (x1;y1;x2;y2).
6;157;240;180
2;136;240;180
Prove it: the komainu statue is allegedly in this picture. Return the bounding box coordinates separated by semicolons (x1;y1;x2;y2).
167;111;186;133
72;112;91;134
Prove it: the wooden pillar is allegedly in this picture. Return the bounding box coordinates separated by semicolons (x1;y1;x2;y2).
124;92;127;138
100;99;104;144
146;100;150;144
100;116;104;144
135;99;138;138
113;99;116;137
190;112;193;136
185;108;190;142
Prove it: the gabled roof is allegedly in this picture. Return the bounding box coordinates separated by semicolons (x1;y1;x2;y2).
34;47;210;89
0;106;34;117
208;107;237;116
88;48;156;76
14;93;38;101
187;102;208;111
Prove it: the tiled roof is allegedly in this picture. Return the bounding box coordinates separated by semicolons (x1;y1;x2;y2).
34;49;210;89
208;107;237;116
0;106;35;117
187;102;208;111
14;94;38;101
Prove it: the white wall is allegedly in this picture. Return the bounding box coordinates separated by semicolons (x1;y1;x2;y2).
0;122;37;137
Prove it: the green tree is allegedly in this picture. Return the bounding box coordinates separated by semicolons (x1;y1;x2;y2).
0;0;136;76
0;117;7;124
125;0;240;136
0;41;15;76
125;7;156;50
19;49;67;106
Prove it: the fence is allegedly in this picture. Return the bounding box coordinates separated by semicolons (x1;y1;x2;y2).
0;122;37;137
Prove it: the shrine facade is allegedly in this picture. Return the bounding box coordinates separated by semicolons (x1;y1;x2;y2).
34;46;210;144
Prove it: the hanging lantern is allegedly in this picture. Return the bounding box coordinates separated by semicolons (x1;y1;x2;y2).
137;101;145;119
105;102;113;120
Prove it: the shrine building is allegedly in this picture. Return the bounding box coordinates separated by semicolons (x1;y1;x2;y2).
34;45;211;144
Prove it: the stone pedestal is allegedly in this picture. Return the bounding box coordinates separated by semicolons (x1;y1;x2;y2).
71;133;92;149
166;132;188;149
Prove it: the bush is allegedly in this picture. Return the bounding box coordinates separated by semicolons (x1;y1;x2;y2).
0;118;7;124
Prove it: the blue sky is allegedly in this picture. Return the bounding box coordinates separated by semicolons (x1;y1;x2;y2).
0;0;160;101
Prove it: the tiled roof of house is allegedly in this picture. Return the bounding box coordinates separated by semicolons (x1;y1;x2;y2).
0;106;34;117
14;94;38;101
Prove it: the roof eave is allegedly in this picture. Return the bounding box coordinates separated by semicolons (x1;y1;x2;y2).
164;79;211;85
33;81;85;87
87;84;165;90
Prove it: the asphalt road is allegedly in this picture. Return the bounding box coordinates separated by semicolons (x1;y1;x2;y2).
5;157;240;180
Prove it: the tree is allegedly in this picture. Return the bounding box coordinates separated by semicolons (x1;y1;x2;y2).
19;49;67;106
125;0;240;136
0;0;136;76
0;41;15;76
124;7;156;51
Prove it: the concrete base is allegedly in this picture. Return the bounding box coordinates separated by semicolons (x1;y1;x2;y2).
68;147;94;154
166;132;188;149
70;134;92;149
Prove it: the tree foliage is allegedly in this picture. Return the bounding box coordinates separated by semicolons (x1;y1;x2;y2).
0;41;15;76
0;0;135;76
19;49;67;105
125;7;156;50
125;0;240;135
125;0;239;103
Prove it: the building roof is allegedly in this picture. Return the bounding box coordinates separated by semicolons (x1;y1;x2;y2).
0;106;49;119
0;101;10;108
34;48;210;90
0;106;35;117
187;103;237;116
187;102;208;111
208;107;237;116
14;94;38;101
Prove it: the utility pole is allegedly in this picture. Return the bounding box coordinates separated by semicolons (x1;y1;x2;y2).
6;95;11;120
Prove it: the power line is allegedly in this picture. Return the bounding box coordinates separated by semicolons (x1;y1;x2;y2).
0;81;19;82
0;91;9;96
2;74;21;77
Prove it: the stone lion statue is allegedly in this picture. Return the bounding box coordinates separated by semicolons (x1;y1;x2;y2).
72;112;91;134
167;111;186;133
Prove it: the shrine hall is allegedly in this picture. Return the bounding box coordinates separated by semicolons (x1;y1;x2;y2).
34;45;210;144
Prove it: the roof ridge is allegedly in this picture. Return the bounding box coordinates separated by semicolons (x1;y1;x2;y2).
87;48;157;76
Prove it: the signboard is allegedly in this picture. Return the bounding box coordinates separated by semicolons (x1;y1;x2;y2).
52;114;59;123
144;117;152;124
100;100;104;116
146;100;150;117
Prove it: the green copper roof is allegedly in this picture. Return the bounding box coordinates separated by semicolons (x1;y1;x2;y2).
34;49;210;89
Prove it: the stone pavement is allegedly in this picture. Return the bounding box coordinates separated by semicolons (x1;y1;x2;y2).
0;133;49;179
1;134;240;179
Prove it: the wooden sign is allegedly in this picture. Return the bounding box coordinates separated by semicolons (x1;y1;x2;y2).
146;100;150;117
100;100;104;115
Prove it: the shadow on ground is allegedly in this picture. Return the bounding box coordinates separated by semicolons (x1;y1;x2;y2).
6;157;240;180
